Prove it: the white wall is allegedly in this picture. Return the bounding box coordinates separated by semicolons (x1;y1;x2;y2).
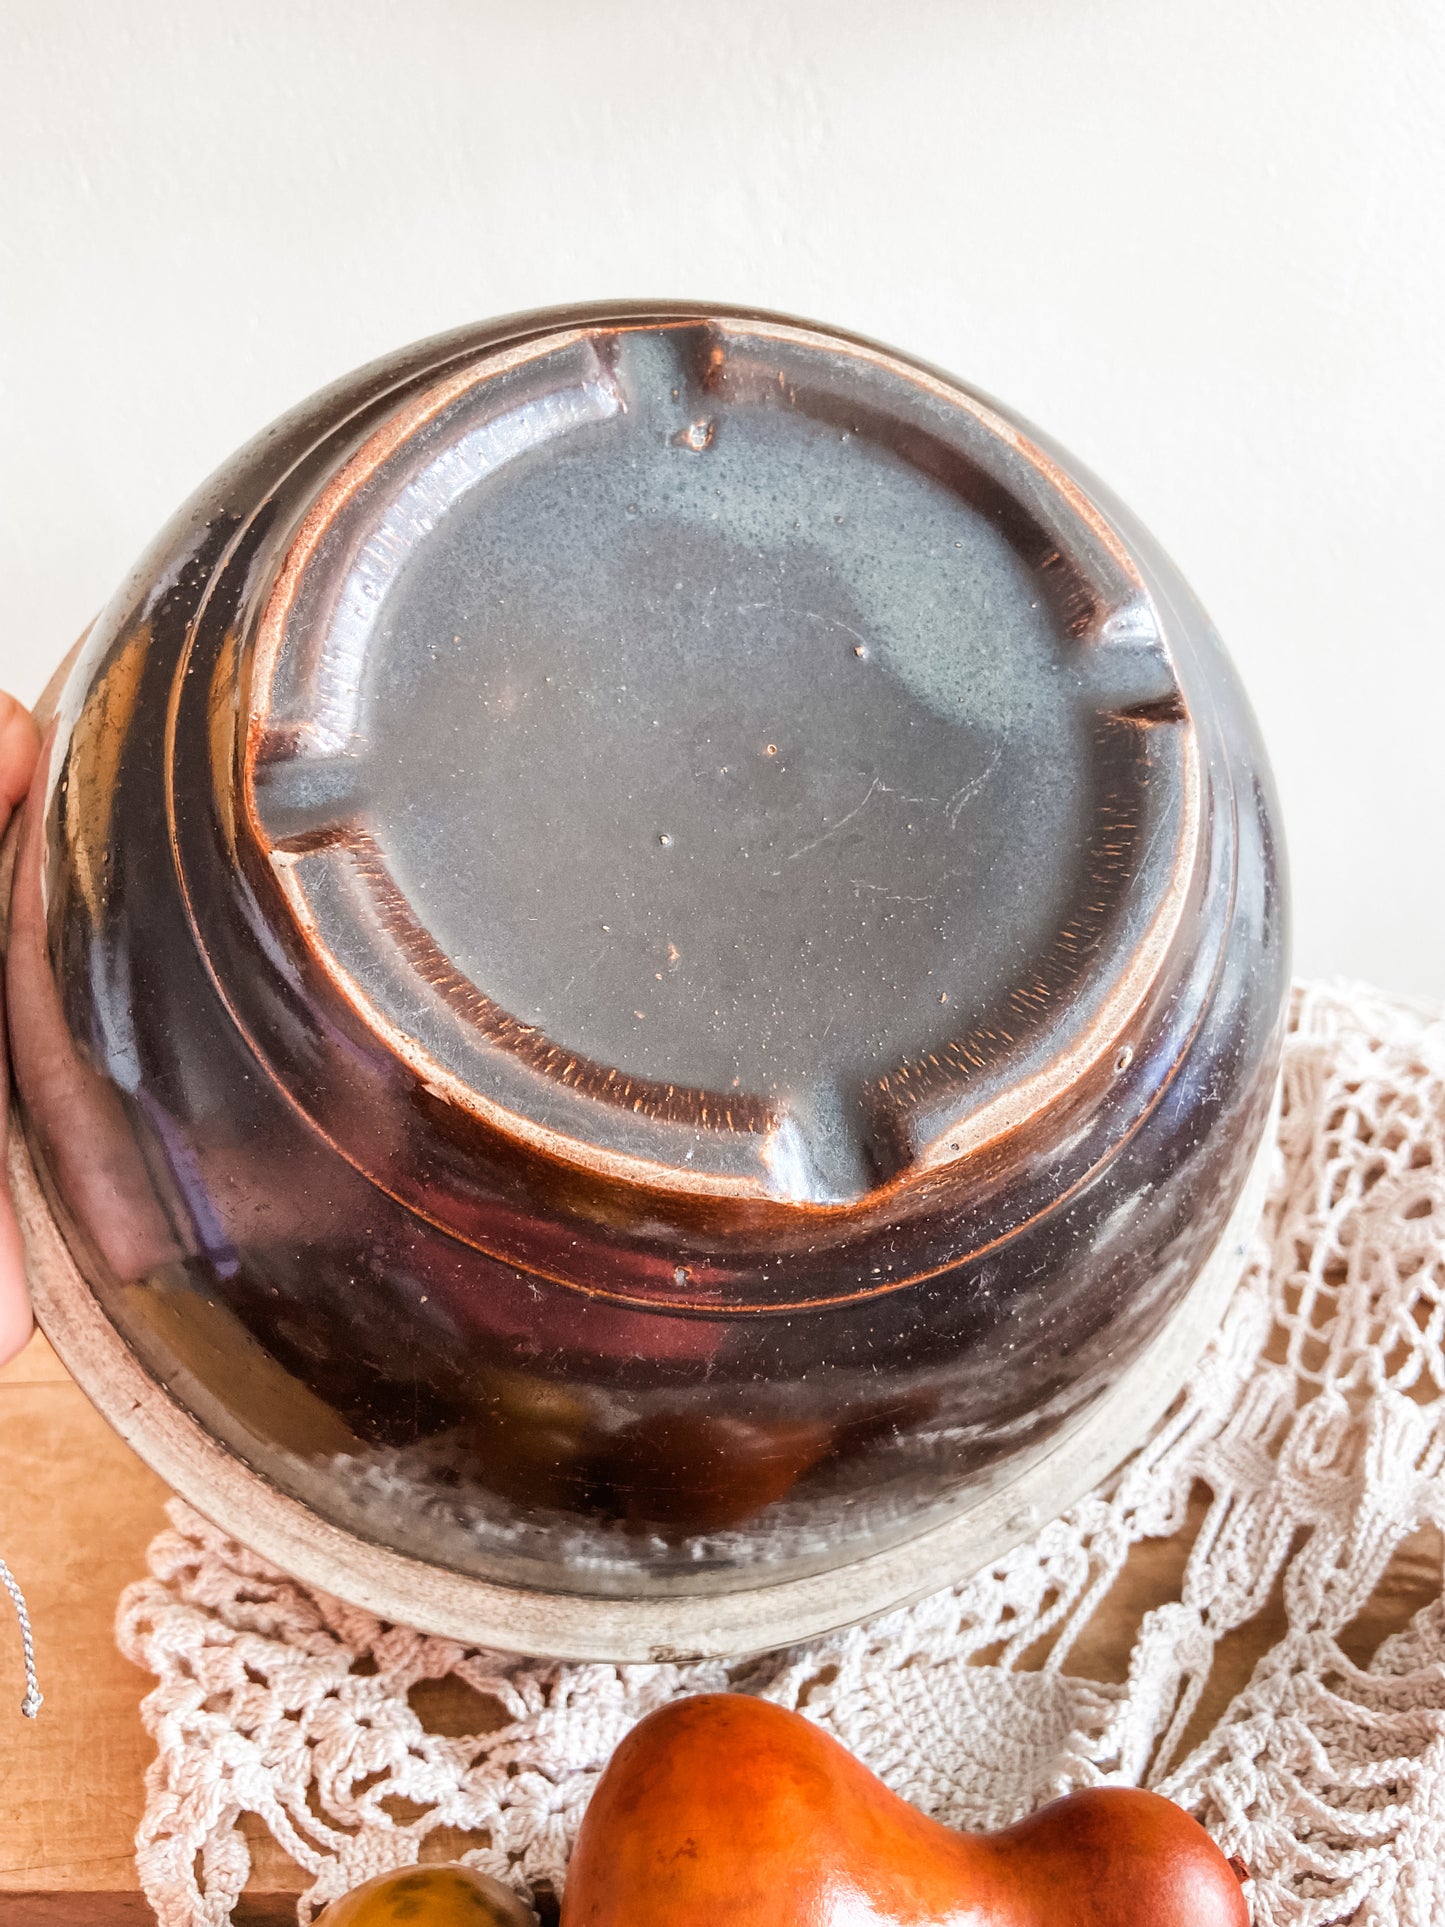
3;0;1442;997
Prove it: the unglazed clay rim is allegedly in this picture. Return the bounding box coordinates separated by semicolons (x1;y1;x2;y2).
13;1090;1277;1662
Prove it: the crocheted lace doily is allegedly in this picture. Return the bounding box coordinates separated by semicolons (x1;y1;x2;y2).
118;979;1445;1927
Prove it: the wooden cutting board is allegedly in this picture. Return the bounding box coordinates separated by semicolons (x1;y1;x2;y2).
1;1331;1436;1925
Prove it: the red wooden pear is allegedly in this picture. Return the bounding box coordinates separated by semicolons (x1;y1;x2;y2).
562;1694;1249;1927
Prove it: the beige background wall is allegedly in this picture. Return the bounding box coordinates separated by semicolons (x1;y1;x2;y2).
3;0;1442;994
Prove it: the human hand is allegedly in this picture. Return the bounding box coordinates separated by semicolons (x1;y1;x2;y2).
0;693;43;1364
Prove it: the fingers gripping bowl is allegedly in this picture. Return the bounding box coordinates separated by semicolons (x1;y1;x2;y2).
4;305;1286;1660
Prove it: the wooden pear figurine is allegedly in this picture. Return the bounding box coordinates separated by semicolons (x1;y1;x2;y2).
562;1694;1250;1927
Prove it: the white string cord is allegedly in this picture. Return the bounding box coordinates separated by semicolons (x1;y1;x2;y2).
0;1551;41;1718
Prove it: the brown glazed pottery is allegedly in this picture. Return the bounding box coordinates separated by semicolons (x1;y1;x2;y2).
4;303;1286;1658
562;1694;1250;1927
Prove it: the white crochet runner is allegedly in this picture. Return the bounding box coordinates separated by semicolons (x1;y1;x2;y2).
118;979;1445;1927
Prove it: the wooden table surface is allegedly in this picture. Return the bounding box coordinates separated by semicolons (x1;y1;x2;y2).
2;1331;1437;1926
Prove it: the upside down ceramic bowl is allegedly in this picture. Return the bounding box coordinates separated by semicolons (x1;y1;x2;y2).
5;304;1287;1659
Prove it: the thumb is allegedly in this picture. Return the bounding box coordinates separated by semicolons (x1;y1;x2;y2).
0;691;41;1364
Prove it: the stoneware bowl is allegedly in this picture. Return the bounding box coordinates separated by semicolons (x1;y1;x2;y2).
4;303;1287;1659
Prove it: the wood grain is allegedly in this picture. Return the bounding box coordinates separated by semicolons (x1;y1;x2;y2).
0;1896;297;1924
